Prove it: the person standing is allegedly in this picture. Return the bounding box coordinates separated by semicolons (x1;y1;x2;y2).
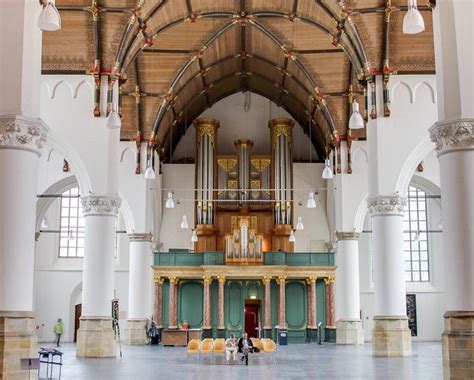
54;318;64;347
225;334;237;363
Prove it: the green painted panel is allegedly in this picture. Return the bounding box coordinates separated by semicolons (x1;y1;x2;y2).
203;252;225;265
162;281;169;328
287;330;307;343
178;281;203;328
285;281;306;329
316;279;327;341
227;282;243;331
246;281;260;300
263;252;286;265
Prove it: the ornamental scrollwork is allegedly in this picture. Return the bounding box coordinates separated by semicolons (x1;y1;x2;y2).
429;119;474;155
367;195;407;216
0;115;48;154
81;195;121;216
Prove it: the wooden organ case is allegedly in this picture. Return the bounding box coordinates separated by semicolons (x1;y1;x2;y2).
192;117;295;261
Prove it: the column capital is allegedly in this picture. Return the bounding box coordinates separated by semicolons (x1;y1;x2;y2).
276;276;286;284
336;231;360;241
168;276;178;284
203;276;213;284
81;194;121;217
217;275;226;283
429;118;474;156
128;233;153;242
367;195;406;216
262;275;272;284
0;115;48;156
324;277;335;285
306;276;317;285
153;275;164;284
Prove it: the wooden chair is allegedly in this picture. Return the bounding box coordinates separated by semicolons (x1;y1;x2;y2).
199;338;214;363
212;338;226;364
261;338;277;364
187;339;201;363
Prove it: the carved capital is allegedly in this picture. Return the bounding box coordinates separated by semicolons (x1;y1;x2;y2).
324;277;335;285
262;275;272;284
429;118;474;156
0;115;48;155
128;233;153;242
153;275;164;284
81;194;121;217
276;276;286;284
336;231;360;241
203;276;213;284
306;276;316;285
217;275;226;283
168;276;178;284
367;195;406;216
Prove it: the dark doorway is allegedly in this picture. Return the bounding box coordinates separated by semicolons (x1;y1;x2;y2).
244;299;260;338
74;304;82;342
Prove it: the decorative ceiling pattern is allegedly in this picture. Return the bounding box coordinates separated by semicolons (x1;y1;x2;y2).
42;0;435;161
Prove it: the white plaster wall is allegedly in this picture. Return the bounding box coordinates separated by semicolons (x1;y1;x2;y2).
159;164;196;251
173;92;319;162
293;163;330;251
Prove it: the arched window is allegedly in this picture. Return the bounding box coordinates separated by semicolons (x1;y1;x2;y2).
59;187;85;257
403;186;429;282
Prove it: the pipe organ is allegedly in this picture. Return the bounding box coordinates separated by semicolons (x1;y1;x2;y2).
192;117;294;257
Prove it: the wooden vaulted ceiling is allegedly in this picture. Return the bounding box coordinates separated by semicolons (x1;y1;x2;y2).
42;0;436;161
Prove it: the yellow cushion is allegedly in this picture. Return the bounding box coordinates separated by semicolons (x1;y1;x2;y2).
261;338;276;353
187;339;201;353
213;338;226;353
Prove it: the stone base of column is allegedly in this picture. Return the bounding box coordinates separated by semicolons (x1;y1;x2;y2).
263;328;272;339
306;327;318;342
217;328;226;339
0;311;37;380
76;317;116;358
442;311;474;380
372;316;411;357
324;327;336;343
202;328;212;339
124;319;149;345
336;319;364;345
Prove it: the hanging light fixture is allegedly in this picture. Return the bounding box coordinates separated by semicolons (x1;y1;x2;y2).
38;0;61;31
403;0;425;34
289;230;296;242
349;100;365;129
322;159;333;179
165;192;175;208
296;216;304;230
144;161;155;179
306;192;317;208
67;229;75;241
180;215;189;229
107;107;122;129
191;230;198;242
41;216;49;229
412;231;420;242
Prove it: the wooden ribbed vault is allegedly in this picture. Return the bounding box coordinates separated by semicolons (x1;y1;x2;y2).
42;0;435;162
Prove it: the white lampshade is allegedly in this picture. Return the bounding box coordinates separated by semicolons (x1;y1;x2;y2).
107;110;122;129
349;100;365;129
289;230;296;242
68;229;74;241
322;159;333;179
144;165;155;180
41;216;49;229
180;215;189;229
296;216;304;230
306;192;317;208
38;1;61;31
403;0;425;34
412;231;420;242
191;230;198;242
165;192;175;208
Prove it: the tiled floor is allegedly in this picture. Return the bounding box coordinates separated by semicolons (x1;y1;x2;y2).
38;342;442;380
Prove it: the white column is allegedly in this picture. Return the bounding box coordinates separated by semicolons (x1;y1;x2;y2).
76;195;121;358
335;232;364;345
125;233;152;345
368;196;411;356
0;1;48;377
431;2;473;376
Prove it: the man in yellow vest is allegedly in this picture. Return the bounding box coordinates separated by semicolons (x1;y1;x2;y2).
54;318;64;347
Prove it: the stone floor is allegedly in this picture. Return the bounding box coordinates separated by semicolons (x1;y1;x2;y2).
38;341;442;380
